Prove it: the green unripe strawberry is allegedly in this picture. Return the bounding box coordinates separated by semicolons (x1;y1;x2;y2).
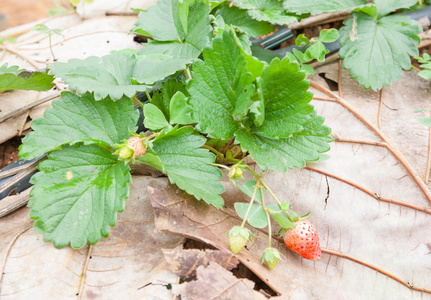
228;166;243;179
118;145;134;160
228;226;252;254
261;248;281;270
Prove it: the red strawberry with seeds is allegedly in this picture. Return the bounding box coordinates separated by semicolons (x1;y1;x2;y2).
283;220;321;260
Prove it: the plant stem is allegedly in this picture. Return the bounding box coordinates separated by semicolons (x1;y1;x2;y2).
202;144;225;161
142;132;160;140
244;165;260;179
211;163;230;170
133;94;145;108
260;178;293;222
185;67;192;79
261;186;272;248
48;34;55;61
241;180;260;228
145;89;152;102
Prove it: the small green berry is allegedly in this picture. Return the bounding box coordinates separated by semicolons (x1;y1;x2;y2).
118;146;134;160
229;166;243;179
261;248;281;270
228;226;251;254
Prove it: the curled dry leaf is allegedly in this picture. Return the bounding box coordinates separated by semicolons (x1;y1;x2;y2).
171;261;257;300
162;245;239;281
0;177;184;299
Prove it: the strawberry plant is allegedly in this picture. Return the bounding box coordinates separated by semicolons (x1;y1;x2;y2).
15;0;425;270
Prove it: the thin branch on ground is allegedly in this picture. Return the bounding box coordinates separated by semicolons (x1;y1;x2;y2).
320;248;431;293
310;80;431;203
331;135;387;147
305;166;431;214
338;58;343;98
0;93;60;124
313;96;337;102
0;45;41;69
0;225;33;284
426;112;431;183
377;87;384;130
77;245;93;299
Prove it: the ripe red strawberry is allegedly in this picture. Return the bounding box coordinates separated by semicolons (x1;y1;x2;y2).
127;136;147;158
283;220;321;260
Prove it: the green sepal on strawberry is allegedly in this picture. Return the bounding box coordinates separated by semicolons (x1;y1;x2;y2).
228;226;255;254
283;220;321;260
261;248;282;270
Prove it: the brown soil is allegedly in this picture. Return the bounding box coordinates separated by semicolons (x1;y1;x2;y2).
0;137;22;169
0;0;72;28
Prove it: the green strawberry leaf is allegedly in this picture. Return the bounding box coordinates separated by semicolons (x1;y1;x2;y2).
138;41;200;60
0;63;54;93
295;34;310;47
169;91;194;125
19;91;138;160
339;13;421;90
0;63;24;74
235;116;332;171
304;42;329;62
418;70;431;80
135;0;211;59
131;0;185;40
49;52;149;100
254;58;314;139
134;55;192;85
374;0;417;18
418;117;431;127
233;0;297;26
188;29;255;139
319;28;340;43
149;80;189;121
244;53;265;81
283;0;368;15
234;203;268;229
143;103;170;131
235;58;332;171
250;44;283;64
237;180;264;203
29;144;131;249
216;5;274;37
152;126;225;208
268;209;295;229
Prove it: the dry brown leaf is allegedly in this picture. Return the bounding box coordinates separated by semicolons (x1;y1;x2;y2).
0;176;184;299
162;245;239;281
171;262;257;300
